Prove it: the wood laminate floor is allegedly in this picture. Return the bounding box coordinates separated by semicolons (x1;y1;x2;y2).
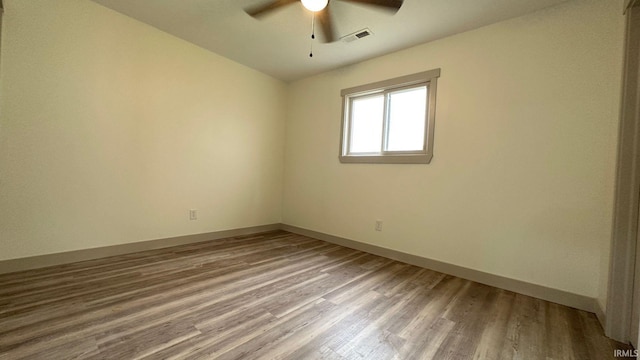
0;231;632;359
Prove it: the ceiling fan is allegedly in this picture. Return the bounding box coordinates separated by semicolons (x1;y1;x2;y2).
245;0;404;43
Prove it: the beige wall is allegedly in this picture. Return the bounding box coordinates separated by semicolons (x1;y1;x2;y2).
0;0;287;260
283;0;624;298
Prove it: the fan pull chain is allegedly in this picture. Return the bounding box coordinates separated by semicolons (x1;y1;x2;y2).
309;13;315;58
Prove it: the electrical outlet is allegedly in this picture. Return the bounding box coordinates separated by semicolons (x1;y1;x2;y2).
375;220;383;231
189;209;197;221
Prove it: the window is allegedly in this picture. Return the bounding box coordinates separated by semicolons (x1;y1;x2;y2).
339;69;440;164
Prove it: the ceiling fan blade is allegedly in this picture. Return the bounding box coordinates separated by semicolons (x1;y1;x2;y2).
317;5;337;43
340;0;403;12
245;0;299;17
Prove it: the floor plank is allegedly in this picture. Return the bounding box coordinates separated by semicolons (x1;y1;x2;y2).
0;230;632;359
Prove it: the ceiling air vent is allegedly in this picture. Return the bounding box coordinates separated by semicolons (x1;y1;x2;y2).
341;28;373;43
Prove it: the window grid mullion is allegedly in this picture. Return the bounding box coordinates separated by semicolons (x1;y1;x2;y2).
381;91;391;154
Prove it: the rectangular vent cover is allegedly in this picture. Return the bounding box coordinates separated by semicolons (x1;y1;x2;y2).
341;28;373;43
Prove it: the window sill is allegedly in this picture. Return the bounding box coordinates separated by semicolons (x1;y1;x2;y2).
339;153;433;164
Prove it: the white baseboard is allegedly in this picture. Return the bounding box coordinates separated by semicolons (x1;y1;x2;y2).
0;224;281;274
281;224;598;314
595;301;607;329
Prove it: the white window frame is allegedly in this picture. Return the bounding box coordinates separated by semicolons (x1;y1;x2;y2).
339;69;440;164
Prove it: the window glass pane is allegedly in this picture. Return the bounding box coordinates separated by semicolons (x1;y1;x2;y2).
386;86;427;151
350;95;384;153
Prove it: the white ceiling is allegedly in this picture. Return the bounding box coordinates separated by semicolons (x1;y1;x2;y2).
90;0;571;82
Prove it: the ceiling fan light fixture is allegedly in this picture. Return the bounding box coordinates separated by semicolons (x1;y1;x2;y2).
301;0;328;12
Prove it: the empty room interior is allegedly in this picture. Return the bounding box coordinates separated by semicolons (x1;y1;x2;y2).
1;0;640;358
